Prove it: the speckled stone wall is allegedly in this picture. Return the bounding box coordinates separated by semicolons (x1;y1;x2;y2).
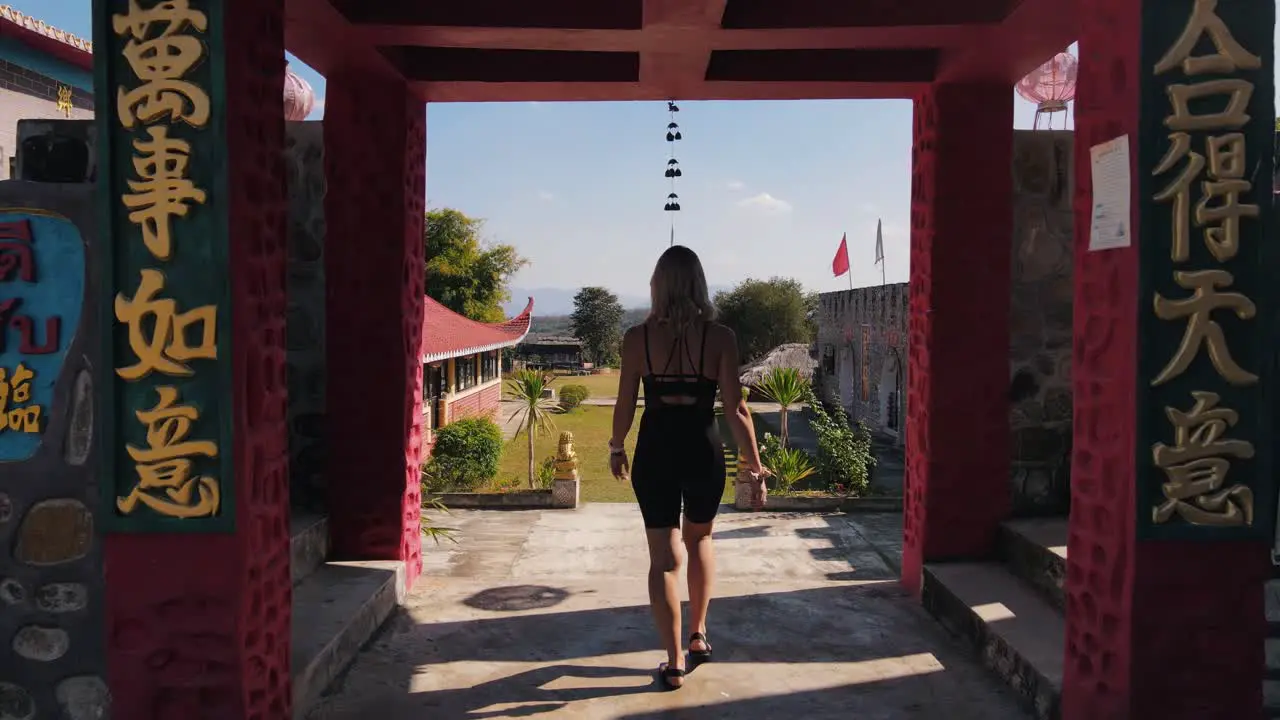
284;121;327;512
1008;130;1074;516
0;181;106;719
815;283;909;442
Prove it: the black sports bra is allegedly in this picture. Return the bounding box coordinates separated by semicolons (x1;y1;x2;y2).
641;322;717;410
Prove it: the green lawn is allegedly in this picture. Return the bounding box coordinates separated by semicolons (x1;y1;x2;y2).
501;371;623;400
495;404;736;503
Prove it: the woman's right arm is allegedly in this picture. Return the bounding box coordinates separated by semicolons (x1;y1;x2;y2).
715;327;763;472
610;327;643;449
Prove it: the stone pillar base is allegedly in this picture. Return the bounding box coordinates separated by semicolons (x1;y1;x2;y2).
552;477;579;508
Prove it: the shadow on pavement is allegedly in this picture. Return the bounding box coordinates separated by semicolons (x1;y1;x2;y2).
310;581;1029;720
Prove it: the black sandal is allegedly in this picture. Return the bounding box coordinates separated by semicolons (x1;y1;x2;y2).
657;663;686;690
689;632;713;661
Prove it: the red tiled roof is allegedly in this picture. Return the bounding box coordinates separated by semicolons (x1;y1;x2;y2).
421;295;534;362
0;5;94;72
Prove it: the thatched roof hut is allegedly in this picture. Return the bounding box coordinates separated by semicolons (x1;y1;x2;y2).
738;343;817;387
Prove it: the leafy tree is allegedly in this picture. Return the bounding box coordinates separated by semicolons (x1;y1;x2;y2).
425;208;528;323
570;287;625;366
504;370;560;488
714;277;816;362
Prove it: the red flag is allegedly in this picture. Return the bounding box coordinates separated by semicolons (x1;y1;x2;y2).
832;233;850;277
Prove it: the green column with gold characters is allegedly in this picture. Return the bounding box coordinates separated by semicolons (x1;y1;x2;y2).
94;0;234;532
1135;0;1275;540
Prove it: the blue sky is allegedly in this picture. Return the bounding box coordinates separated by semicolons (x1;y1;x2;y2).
12;1;1274;298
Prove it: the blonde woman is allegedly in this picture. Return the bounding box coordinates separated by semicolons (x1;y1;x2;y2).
609;245;769;690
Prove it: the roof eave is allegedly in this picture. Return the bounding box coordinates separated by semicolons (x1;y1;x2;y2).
0;8;94;72
422;330;531;364
421;296;535;363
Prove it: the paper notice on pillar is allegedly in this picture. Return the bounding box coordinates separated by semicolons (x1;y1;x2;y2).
1088;135;1131;251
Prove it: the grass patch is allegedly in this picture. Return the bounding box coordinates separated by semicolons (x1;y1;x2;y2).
502;371;622;400
495;405;638;502
495;404;737;503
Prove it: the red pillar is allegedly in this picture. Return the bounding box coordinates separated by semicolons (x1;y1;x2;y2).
323;68;426;587
901;82;1014;594
97;0;292;717
1063;0;1274;717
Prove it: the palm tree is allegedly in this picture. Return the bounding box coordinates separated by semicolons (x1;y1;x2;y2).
505;369;560;488
755;367;808;448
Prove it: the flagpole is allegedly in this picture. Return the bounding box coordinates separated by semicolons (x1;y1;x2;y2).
848;237;854;291
875;218;886;287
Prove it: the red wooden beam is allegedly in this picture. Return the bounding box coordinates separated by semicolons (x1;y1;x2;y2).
284;0;400;77
414;80;922;102
355;24;977;52
938;0;1078;83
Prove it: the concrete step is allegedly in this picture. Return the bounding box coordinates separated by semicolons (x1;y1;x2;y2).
290;511;330;585
1265;572;1280;714
291;560;406;719
923;561;1064;720
997;517;1068;613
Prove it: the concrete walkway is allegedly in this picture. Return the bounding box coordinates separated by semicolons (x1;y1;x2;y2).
307;505;1029;719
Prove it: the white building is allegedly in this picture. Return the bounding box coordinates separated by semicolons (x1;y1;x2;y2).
0;5;94;179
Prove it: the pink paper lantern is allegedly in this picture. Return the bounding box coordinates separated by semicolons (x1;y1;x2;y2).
283;65;315;121
1016;52;1078;129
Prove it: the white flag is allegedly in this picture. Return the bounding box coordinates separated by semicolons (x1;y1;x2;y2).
874;219;884;264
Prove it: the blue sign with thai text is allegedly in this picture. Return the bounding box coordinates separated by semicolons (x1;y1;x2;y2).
0;210;84;462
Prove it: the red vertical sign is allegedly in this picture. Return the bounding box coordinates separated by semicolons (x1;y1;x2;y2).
860;325;871;402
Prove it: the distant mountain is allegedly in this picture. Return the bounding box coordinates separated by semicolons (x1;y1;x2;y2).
506;285;732;317
505;287;648;317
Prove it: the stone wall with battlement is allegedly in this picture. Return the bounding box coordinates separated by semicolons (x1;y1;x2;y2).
817;130;1075;515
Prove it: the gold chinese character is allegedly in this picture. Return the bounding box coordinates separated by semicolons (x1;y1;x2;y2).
1151;390;1254;526
1154;132;1258;263
113;0;209;128
117;385;220;518
0;364;41;434
1154;0;1262;76
1197;133;1257;262
114;268;217;381
121;125;207;261
1153;133;1205;263
56;85;73;118
1152;269;1257;386
1164;79;1255;132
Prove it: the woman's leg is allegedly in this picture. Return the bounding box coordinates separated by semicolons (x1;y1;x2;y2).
645;527;686;681
682;518;715;653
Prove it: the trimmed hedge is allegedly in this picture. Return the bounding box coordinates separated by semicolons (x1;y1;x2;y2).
422;417;504;492
559;384;590;410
